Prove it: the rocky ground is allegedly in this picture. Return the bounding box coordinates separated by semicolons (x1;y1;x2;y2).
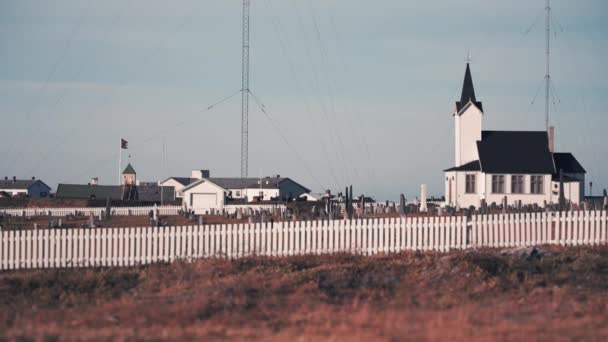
1;246;607;341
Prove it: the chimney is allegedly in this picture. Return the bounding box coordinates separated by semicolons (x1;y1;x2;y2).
548;126;555;153
191;170;211;180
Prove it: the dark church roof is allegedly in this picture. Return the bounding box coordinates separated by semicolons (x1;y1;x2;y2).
455;63;483;114
444;160;481;172
553;152;586;174
477;131;556;174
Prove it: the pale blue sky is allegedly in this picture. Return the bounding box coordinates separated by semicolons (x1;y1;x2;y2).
1;0;607;200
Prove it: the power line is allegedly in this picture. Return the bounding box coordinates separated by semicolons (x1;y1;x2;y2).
264;0;342;189
287;0;354;185
2;0;93;176
23;0;135;177
250;95;325;190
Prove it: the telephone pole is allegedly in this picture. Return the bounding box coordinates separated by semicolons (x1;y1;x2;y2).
241;0;250;178
544;0;551;132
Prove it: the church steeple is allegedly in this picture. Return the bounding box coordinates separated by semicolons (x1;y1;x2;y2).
456;63;483;114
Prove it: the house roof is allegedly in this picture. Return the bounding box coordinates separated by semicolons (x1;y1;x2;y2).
179;177;310;193
553;152;586;174
455;63;483;114
163;177;198;187
476;131;556;174
56;184;174;201
551;174;581;183
122;164;136;175
444;160;481;172
209;177;286;190
180;179;229;193
0;179;50;190
56;184;123;200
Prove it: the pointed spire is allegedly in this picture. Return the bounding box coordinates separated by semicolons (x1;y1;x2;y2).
456;62;483;114
460;63;477;105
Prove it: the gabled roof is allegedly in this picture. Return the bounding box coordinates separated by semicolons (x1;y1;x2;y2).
180;179;228;193
163;177;198;187
0;179;50;190
455;63;483;114
553;153;586;174
122;164;136;175
476;131;555;174
444;160;481;172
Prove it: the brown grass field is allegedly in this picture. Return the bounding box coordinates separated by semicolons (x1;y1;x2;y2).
1;246;607;341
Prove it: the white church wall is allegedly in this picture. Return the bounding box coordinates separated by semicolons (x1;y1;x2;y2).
550;180;582;206
454;105;482;166
445;171;484;208
482;174;553;207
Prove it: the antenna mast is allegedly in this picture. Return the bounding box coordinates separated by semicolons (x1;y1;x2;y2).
241;0;250;178
544;0;550;131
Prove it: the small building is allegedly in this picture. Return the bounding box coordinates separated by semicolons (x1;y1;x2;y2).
122;164;137;186
180;179;228;214
162;169;310;202
0;177;51;198
159;170;210;198
444;63;586;208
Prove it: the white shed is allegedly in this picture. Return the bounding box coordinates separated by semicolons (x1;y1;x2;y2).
181;179;228;214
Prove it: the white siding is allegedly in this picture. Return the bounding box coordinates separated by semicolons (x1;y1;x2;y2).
454;105;482;166
182;181;226;214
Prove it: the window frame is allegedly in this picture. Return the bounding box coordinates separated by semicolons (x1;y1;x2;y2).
491;175;505;194
511;175;525;194
465;174;476;194
530;175;544;194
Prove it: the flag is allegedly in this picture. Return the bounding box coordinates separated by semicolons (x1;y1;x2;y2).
121;139;128;149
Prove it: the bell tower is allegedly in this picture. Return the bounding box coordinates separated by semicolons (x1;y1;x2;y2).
454;62;483;167
122;163;137;186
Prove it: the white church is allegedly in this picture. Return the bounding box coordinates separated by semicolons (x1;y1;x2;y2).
444;63;586;209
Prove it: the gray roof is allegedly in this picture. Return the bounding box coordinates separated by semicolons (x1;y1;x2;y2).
0;179;50;190
56;184;174;202
209;177;286;189
56;184;122;200
180;177;310;193
166;177;198;186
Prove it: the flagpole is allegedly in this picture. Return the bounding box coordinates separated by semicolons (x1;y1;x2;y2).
118;140;122;185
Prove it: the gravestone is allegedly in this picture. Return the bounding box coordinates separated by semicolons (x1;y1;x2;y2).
399;194;406;215
88;213;95;228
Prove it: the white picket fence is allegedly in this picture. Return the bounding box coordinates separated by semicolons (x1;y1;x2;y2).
0;210;606;270
0;206;182;217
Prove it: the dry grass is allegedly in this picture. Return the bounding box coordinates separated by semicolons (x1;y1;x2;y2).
1;246;608;341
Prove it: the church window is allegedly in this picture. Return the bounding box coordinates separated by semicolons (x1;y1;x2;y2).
492;175;505;194
511;175;524;194
531;176;544;194
465;174;476;194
